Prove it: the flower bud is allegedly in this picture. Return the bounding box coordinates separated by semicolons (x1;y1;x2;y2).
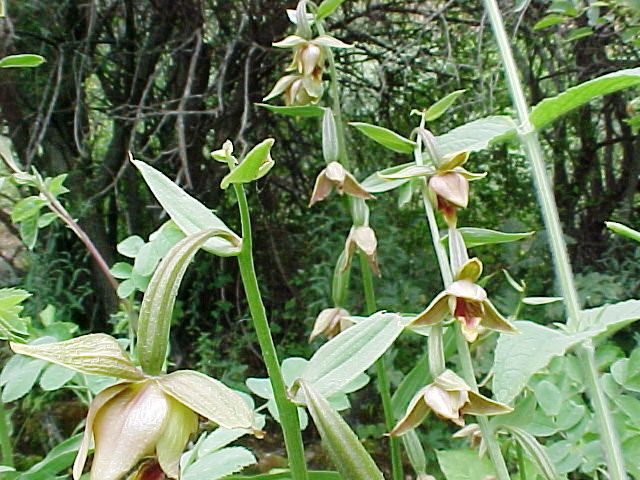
309;162;374;206
310;307;350;341
343;225;380;276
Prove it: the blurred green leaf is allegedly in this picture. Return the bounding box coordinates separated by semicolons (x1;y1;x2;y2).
0;54;45;68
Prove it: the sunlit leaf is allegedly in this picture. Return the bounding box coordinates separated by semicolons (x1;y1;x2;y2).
0;54;45;68
349;123;415;153
316;0;346;19
606;221;640;243
220;138;275;189
530;68;640;129
423;90;466;122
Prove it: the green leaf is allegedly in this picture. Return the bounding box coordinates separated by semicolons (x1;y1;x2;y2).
298;312;404;401
11;196;46;222
116;235;145;257
606;221;640;243
137;229;236;375
0;354;46;402
534;380;562;416
132;242;161;277
228;471;341;479
349;122;416;153
361;163;412;193
39;363;76;391
316;0;345;19
256;103;325;117
391;352;429;419
502;425;559;480
530;68;640;130
181;446;256;480
434;115;517;158
423;89;466;122
580;299;640;339
436;449;497;480
441;227;534;249
10;334;144;381
221;138;275;189
37;212;57;228
20;434;82;480
401;430;427;476
566;26;592;41
116;278;135;298
109;262;132;279
322;108;339;163
0;288;31;341
19;213;39;250
0;54;45;68
300;381;384;480
133;159;241;256
533;14;567;30
493;321;592;404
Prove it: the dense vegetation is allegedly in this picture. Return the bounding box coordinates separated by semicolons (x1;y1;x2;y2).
0;0;639;479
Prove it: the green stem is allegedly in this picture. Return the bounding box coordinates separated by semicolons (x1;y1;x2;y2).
481;1;626;477
233;182;308;480
0;402;13;469
359;253;404;480
516;441;527;480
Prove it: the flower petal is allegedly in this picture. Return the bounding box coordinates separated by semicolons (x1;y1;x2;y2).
309;169;333;207
438;151;469;171
352;226;380;276
11;334;144;381
446;280;487;303
341;172;375;201
156;370;257;431
462;391;513;416
455;258;483;282
272;35;307;48
263;75;298;102
156;396;199;479
433;370;470;391
424;384;465;425
481;299;518;334
389;387;430;436
453;166;486;181
325;162;347;183
90;382;170;480
310;308;348;341
410;291;451;327
428;172;469;209
73;383;130;480
312;34;353;49
379;164;435;179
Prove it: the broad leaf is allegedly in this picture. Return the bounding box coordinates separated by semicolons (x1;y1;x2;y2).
580;299;640;339
434;115;517;158
530;68;640;129
316;0;345;19
300;381;384;479
20;434;82;480
493;321;591;404
137;229;237;375
10;334;144;381
1;354;46;402
156;370;257;431
436;449;497;480
349;122;415;153
133;159;241;256
423;89;466;122
441;227;534;249
116;236;144;257
256;103;324;117
298;312;404;401
0;54;45;68
39;363;76;391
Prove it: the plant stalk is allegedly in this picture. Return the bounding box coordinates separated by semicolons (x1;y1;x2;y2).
0;402;13;470
359;253;404;480
233;181;308;480
415;118;510;479
481;0;626;477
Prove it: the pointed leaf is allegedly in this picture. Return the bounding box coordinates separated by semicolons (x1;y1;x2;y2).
580;299;640;339
0;287;31;341
10;334;144;380
137;229;237;375
0;54;45;68
349;122;415;153
502;425;559;480
441;227;535;249
531;68;640;129
182;446;257;480
316;0;346;19
300;381;384;479
522;297;563;305
256;103;324;117
156;370;257;431
361;163;413;193
220;138;275;189
133;159;241;256
322;108;339;163
606;221;640;243
424;90;466;122
298;312;404;400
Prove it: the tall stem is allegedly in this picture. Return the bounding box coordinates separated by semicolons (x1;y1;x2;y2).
233;182;308;480
415;121;510;480
359;253;404;480
481;1;626;477
0;402;13;470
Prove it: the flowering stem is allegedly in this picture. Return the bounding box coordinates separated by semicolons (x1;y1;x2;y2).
359;253;404;480
414;122;510;479
481;0;626;477
0;402;13;470
232;181;308;480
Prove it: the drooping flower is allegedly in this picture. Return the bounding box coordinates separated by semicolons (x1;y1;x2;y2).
340;225;380;276
310;307;351;341
453;423;486;457
10;334;259;480
309;162;374;206
408;258;517;342
389;370;511;436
